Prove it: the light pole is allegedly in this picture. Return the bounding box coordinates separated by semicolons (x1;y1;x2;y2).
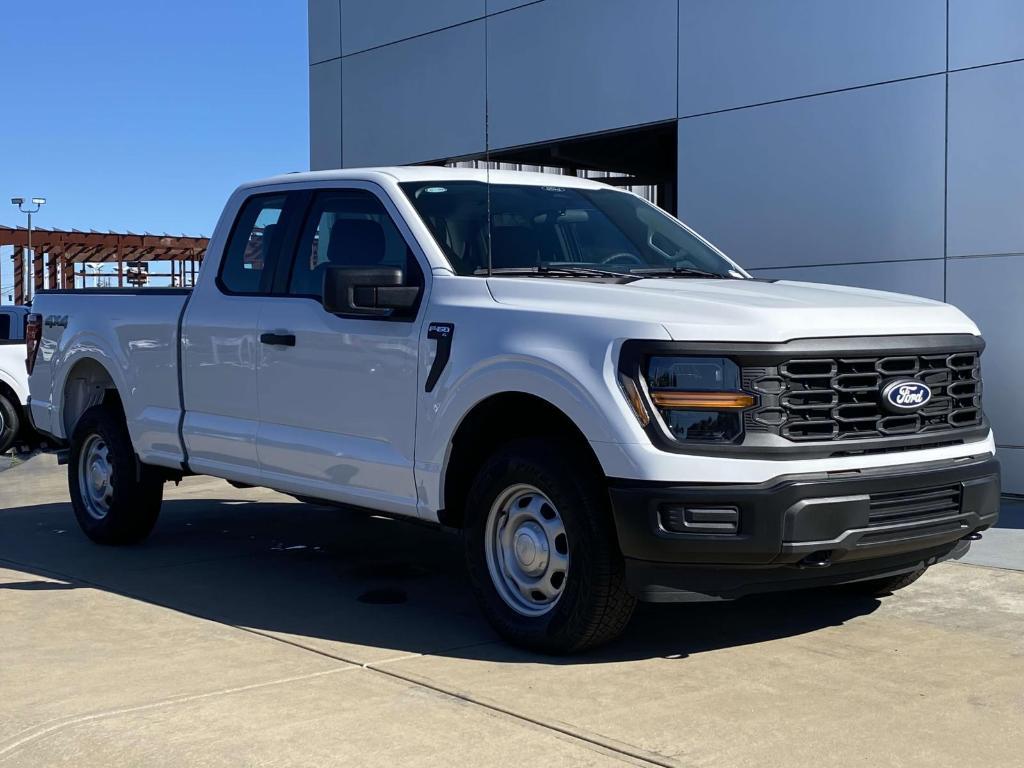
11;197;46;303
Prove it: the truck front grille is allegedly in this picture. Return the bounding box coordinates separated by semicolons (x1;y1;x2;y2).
744;352;983;442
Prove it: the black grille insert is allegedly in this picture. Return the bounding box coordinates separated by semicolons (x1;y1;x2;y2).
746;352;982;442
868;484;962;527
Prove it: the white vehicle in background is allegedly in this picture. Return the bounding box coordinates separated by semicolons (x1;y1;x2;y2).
0;305;30;453
26;168;1000;653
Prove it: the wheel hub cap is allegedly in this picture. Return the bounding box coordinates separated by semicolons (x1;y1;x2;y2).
484;484;569;617
513;522;548;574
78;435;113;520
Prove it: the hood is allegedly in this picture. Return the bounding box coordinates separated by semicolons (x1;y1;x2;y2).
486;277;979;342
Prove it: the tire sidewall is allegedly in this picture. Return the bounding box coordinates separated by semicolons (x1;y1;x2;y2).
68;405;161;544
0;393;20;454
464;440;618;651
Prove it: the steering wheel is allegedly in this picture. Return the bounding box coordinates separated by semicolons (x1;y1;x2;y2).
599;252;644;266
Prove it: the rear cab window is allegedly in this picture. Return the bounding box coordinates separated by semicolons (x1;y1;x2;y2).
218;194;289;295
0;311;22;343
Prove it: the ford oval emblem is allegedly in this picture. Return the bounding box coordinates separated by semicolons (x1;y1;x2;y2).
882;380;932;411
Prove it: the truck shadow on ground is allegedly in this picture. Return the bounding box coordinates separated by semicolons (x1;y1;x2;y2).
0;496;883;664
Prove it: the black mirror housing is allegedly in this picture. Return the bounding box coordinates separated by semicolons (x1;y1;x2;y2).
323;266;421;318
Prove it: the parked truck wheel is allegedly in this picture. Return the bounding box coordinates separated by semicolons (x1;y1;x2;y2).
0;393;20;454
464;439;636;654
68;404;164;545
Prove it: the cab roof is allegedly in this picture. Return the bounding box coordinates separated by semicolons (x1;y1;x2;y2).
240;166;614;192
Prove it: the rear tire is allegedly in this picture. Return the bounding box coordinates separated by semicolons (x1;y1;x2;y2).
841;566;927;597
68;404;164;545
0;392;20;454
464;439;636;654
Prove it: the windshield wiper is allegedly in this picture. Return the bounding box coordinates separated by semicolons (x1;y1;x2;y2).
629;266;731;279
473;265;629;278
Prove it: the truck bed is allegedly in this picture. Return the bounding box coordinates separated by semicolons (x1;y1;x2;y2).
28;289;192;468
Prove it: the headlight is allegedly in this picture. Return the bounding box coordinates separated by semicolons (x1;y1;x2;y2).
631;356;754;443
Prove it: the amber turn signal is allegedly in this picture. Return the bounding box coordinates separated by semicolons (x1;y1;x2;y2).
650;391;755;410
618;374;651;427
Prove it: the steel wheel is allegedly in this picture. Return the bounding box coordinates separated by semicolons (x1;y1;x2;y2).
78;433;114;520
484;483;570;617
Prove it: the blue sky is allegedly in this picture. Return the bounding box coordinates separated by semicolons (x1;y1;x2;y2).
1;1;309;300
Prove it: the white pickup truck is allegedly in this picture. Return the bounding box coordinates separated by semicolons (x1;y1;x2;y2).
0;305;30;453
26;168;1000;652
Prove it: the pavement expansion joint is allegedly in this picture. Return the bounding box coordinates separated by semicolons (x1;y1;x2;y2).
0;666;358;761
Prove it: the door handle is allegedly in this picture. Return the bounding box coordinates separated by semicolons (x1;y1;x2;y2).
260;332;296;347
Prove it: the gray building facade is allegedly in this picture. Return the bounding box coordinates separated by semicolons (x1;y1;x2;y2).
308;0;1024;492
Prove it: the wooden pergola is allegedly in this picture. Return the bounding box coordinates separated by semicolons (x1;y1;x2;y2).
0;226;208;305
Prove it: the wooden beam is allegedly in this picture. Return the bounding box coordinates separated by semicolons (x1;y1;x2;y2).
32;248;44;298
0;226;209;255
13;247;24;305
62;254;74;289
47;250;58;290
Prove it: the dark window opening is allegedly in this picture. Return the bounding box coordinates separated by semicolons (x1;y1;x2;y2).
439;121;678;215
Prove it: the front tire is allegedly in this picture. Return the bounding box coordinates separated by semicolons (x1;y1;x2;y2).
464;439;636;654
68;404;164;545
0;392;21;454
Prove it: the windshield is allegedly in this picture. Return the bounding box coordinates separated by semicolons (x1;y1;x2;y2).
399;181;744;278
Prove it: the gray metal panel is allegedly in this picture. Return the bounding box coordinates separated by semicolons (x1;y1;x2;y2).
309;0;342;64
995;447;1023;495
342;21;485;167
949;0;1024;70
340;0;485;55
678;76;946;270
487;0;539;12
947;254;1024;453
486;0;677;150
947;61;1024;258
679;0;946;116
310;59;343;171
749;260;945;302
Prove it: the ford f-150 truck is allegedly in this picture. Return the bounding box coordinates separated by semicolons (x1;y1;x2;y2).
26;168;1000;653
1;304;30;453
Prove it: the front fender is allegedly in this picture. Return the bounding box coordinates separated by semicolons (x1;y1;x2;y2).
414;347;652;516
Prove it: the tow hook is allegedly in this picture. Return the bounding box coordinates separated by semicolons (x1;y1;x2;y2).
798;550;833;568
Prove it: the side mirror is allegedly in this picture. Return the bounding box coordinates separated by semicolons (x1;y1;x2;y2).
323;266;421;318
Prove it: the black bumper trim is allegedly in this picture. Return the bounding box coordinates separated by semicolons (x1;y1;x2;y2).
608;454;1000;579
626;540;971;602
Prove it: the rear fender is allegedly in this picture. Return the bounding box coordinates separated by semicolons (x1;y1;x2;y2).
52;337;127;439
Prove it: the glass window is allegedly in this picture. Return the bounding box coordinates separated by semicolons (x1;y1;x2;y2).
0;314;11;341
289;189;422;297
219;194;287;294
399;181;742;278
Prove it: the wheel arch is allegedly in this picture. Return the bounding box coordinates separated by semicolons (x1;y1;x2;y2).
0;367;27;405
60;357;124;438
439;391;604;529
0;379;21;411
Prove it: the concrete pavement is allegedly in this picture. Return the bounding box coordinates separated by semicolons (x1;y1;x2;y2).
1;454;1022;767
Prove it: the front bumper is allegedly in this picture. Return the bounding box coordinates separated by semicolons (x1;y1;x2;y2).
608;455;1000;601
